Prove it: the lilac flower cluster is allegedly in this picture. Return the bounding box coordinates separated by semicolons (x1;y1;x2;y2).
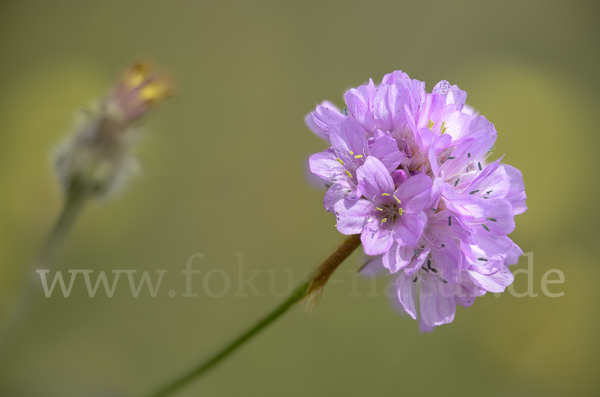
306;71;526;331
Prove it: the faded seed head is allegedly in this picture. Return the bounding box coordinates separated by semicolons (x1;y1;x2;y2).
54;61;171;198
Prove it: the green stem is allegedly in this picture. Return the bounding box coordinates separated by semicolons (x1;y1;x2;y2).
0;185;89;366
39;185;89;266
144;234;362;397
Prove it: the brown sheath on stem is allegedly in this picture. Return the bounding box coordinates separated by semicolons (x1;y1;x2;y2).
304;234;362;311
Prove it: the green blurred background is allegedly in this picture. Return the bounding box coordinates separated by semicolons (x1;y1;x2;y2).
0;0;598;396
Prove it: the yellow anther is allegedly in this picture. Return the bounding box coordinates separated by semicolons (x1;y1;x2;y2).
393;195;401;204
345;170;352;178
440;121;447;134
398;208;404;216
337;158;345;165
375;207;384;211
140;81;171;103
354;154;364;159
427;119;434;130
381;193;390;197
381;218;387;223
349;151;354;155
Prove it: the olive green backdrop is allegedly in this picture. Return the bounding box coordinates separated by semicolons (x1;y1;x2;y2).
0;0;598;396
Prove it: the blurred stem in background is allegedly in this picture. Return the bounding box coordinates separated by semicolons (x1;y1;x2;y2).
0;183;90;365
144;234;362;397
0;62;171;366
39;184;90;268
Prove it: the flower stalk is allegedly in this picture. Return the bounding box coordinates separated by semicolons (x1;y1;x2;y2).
143;234;361;397
0;183;90;366
38;183;90;267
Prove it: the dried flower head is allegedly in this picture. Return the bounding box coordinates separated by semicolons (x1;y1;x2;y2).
306;71;526;331
54;62;172;197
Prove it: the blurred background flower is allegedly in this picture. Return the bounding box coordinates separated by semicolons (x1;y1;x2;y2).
0;1;598;396
54;61;171;198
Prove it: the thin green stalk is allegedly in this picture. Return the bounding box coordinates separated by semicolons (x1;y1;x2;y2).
0;185;89;366
39;185;89;266
144;234;362;397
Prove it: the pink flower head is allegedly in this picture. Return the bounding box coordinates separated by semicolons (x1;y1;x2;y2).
306;71;527;331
